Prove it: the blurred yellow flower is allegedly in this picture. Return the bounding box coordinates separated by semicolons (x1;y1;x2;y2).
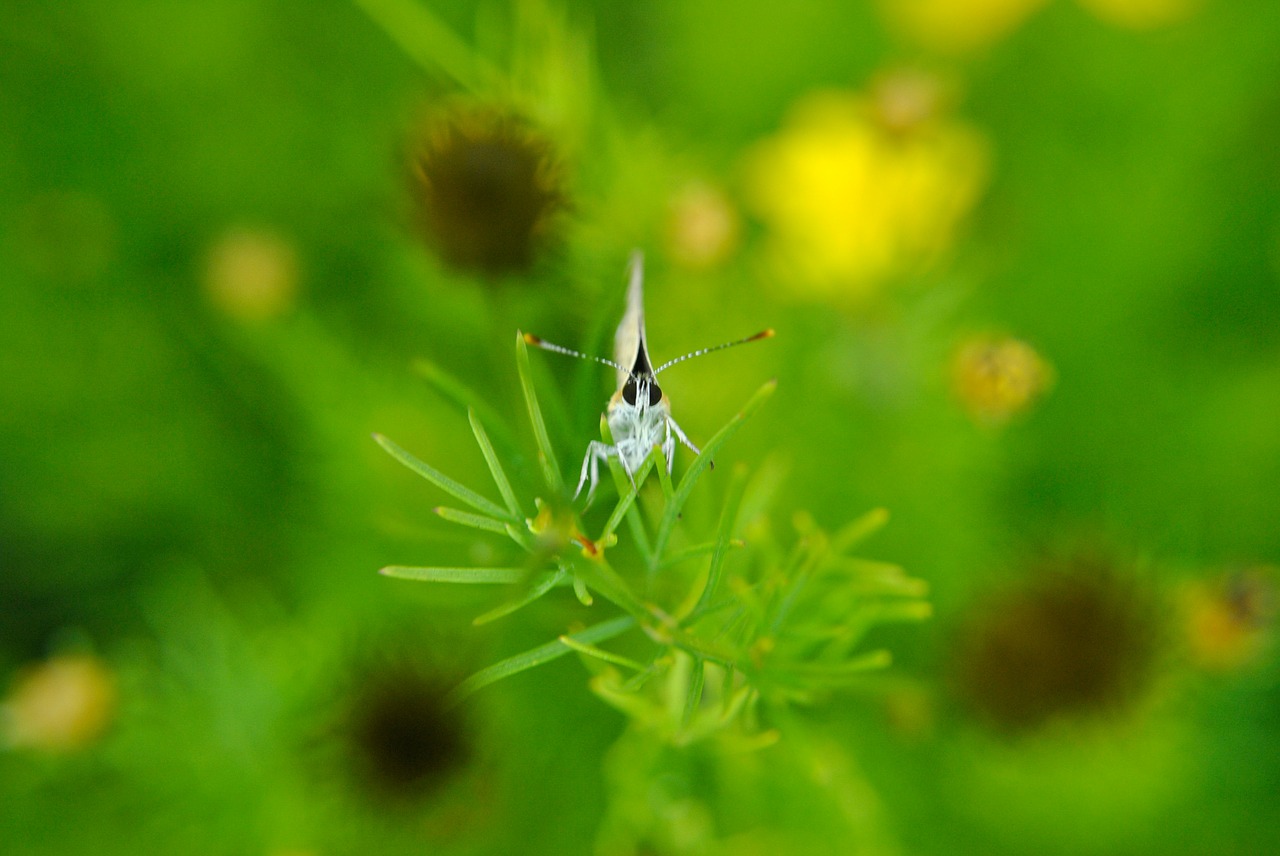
744;83;989;298
880;0;1049;54
203;227;300;321
2;654;115;752
1075;0;1200;29
1182;567;1276;672
665;181;741;271
952;334;1053;424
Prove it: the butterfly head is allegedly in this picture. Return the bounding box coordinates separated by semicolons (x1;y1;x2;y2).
621;374;662;408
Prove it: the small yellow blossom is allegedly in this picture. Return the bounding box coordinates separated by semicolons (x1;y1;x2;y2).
2;654;116;752
665;181;741;271
1183;568;1276;672
880;0;1049;54
952;334;1053;424
203;227;300;321
744;84;989;298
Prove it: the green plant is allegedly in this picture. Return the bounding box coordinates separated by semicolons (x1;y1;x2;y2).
375;332;929;739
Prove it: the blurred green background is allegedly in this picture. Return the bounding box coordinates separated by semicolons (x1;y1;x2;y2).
3;0;1278;854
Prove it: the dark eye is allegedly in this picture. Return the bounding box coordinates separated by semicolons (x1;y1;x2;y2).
648;382;662;407
622;378;638;406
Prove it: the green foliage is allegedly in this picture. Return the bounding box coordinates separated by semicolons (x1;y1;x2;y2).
377;336;929;735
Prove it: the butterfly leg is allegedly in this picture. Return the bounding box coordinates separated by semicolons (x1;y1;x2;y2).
668;415;712;470
667;415;701;456
662;419;676;475
616;440;640;494
575;440;619;503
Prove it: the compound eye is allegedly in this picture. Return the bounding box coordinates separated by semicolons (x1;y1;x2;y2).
648;382;662;407
622;378;638;406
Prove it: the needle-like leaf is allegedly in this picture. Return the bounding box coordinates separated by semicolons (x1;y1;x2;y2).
380;566;527;583
469;408;523;518
447;615;636;706
516;331;566;495
652;379;776;563
374;433;514;522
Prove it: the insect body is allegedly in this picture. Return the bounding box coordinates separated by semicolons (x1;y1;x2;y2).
524;252;773;502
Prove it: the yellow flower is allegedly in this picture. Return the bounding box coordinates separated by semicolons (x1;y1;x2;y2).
744;83;988;298
665;181;741;271
1182;567;1276;672
952;334;1053;424
880;0;1049;54
203;227;300;322
2;654;115;752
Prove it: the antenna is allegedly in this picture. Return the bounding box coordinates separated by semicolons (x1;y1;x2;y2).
523;333;631;375
652;328;775;376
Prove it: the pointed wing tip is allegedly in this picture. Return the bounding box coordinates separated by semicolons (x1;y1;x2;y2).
757;328;776;340
523;332;543;345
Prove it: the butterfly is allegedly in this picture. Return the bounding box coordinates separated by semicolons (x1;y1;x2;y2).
524;251;773;502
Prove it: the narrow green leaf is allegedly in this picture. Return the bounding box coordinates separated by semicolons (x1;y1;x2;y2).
721;663;738;715
447;615;636;706
373;433;514;522
380;566;526;584
352;0;499;94
688;465;750;618
625;509;655;570
652;380;777;563
622;661;663;692
516;332;565;495
472;569;566;625
468;408;523;518
659;539;743;571
561;552;649;619
434;506;510;535
654;448;675;503
830;507;890;554
600;490;637;545
572;575;594;606
668;628;737;668
558;635;648;671
772;649;893;683
682;657;706;728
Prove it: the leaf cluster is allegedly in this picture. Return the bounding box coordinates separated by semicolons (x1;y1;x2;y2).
375;333;928;739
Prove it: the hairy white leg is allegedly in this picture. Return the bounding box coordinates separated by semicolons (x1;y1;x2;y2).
616;440;640;493
575;440;619;502
662;420;674;474
668;416;701;456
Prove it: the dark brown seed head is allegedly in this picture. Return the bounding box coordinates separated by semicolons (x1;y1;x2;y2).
950;553;1163;733
409;108;567;278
